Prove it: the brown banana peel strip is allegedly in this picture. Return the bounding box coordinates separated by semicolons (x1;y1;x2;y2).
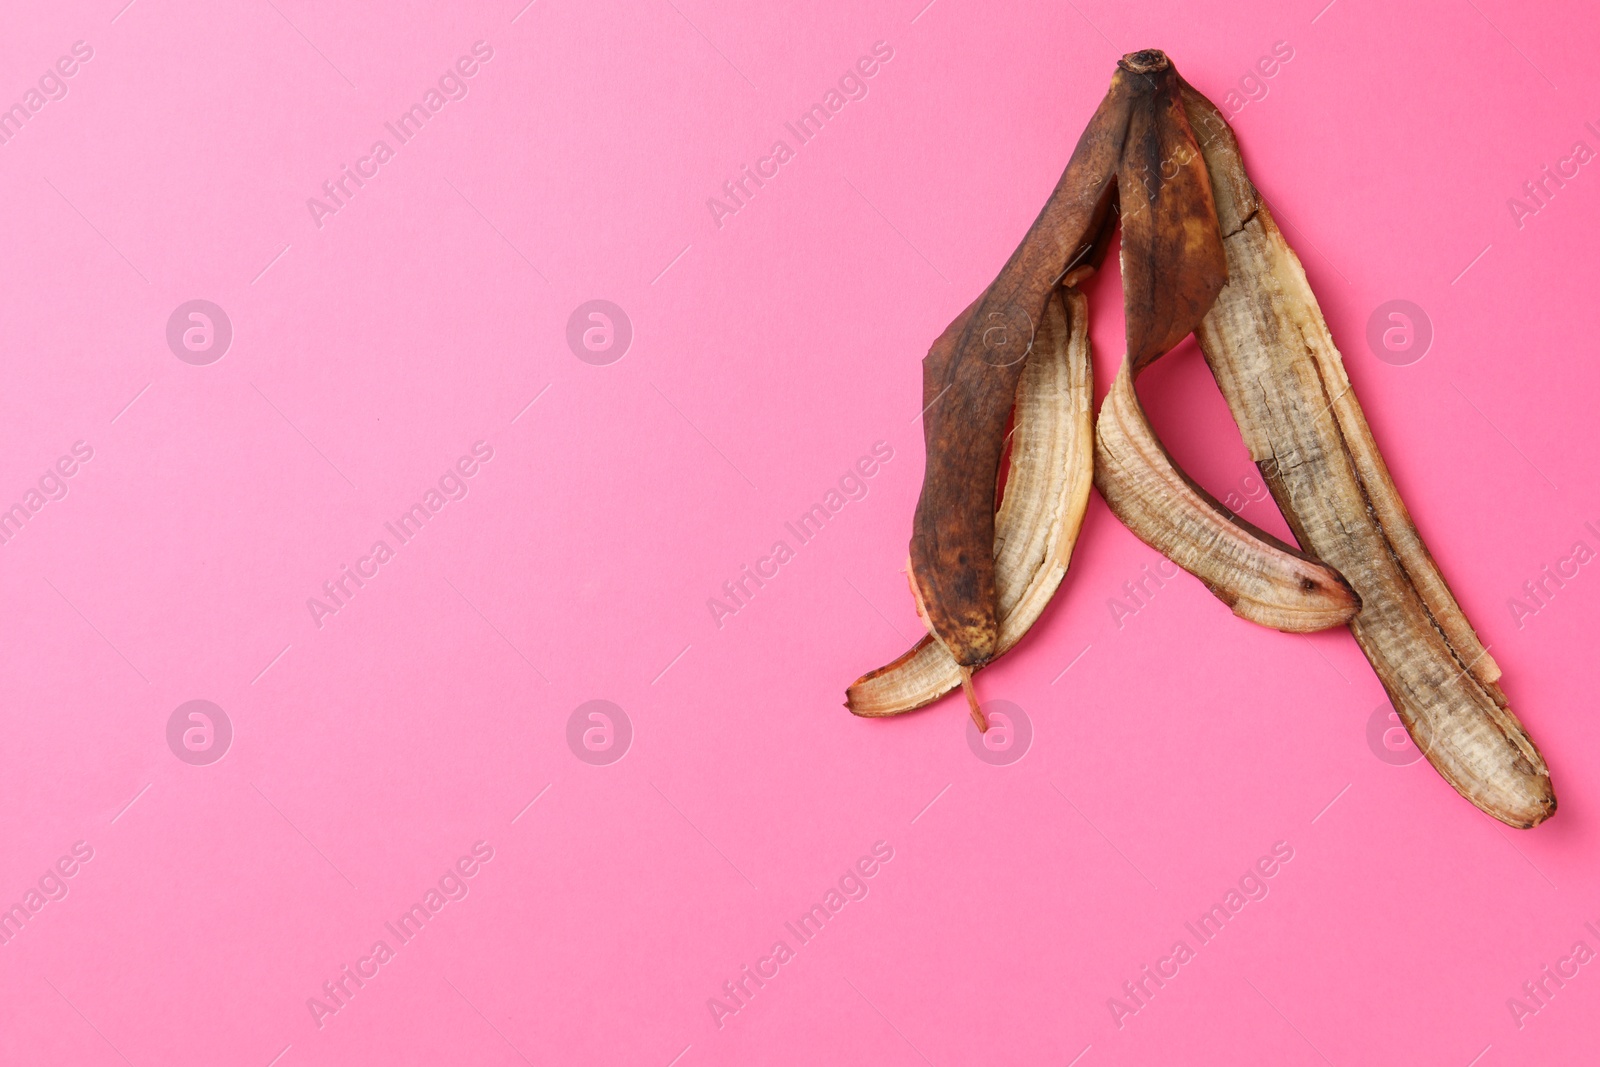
1095;355;1360;632
1115;50;1228;370
1177;82;1553;827
909;69;1131;669
848;288;1093;717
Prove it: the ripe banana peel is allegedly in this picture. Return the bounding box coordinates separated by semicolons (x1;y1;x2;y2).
1095;359;1362;632
907;66;1127;681
845;49;1556;828
849;288;1093;718
1095;54;1362;634
1171;83;1555;828
854;51;1300;719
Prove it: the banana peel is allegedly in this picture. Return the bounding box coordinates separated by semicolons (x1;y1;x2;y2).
1095;51;1362;634
908;67;1128;679
849;288;1093;717
1095;357;1361;632
1174;82;1554;827
897;52;1232;727
845;49;1557;829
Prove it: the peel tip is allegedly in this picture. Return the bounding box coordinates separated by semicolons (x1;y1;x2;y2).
1119;49;1170;74
1506;788;1558;830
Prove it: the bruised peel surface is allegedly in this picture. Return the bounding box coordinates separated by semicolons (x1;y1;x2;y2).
1179;84;1553;827
850;49;1551;832
909;73;1131;669
1116;58;1228;370
849;289;1093;716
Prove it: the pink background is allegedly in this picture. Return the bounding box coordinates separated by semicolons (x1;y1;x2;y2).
1;0;1597;1063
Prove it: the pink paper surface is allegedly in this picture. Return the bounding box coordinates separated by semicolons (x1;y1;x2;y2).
2;0;1597;1063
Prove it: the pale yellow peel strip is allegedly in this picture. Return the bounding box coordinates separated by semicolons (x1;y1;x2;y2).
1190;171;1552;827
1094;355;1359;633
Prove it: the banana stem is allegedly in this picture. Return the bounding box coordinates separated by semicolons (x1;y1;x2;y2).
959;667;988;732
